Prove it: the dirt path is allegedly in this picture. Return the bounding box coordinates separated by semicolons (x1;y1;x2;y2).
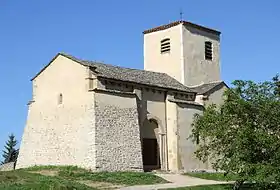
119;173;232;190
28;170;59;176
79;180;124;189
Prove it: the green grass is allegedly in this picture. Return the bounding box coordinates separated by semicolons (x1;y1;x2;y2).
184;172;238;181
24;165;167;185
0;165;167;189
59;170;167;185
22;165;84;172
0;170;94;190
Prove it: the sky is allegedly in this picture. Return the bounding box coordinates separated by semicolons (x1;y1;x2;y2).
0;0;279;158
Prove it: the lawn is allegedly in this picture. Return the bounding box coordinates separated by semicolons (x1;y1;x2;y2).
0;165;168;189
0;170;93;190
184;172;238;181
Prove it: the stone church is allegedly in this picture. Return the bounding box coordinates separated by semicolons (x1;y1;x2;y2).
16;20;227;172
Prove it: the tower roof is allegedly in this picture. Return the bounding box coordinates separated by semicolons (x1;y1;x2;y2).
143;20;221;35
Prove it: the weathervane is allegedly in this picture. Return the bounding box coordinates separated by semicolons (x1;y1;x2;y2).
180;9;183;21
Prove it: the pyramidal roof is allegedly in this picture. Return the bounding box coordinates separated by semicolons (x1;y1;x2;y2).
143;20;221;35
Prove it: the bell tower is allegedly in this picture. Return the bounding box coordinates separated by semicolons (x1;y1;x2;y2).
143;21;221;86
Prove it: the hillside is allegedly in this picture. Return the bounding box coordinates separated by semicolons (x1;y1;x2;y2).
0;166;167;189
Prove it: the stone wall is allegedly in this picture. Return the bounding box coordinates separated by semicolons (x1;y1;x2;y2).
0;162;15;171
183;25;220;86
143;22;220;87
141;89;166;128
144;24;183;82
177;103;210;171
166;94;179;172
16;55;96;170
94;91;143;171
204;84;227;107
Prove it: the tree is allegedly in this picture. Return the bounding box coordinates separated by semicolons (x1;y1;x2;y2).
2;134;19;164
272;74;280;96
190;75;280;189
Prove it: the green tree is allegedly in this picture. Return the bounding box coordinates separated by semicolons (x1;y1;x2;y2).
272;74;280;96
2;134;19;164
190;75;280;189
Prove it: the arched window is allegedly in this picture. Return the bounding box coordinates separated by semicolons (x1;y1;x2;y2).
205;41;213;60
161;38;170;53
58;93;63;104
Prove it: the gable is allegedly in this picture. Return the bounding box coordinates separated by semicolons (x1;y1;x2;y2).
31;53;86;81
33;54;86;80
32;54;88;104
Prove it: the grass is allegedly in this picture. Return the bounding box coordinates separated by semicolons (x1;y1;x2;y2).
22;165;83;172
0;170;94;190
184;172;238;181
24;165;167;185
0;165;167;189
59;170;166;185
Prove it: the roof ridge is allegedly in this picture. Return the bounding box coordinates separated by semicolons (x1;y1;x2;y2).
187;82;205;88
32;52;194;93
61;52;177;76
188;80;223;88
190;81;226;95
206;80;224;84
143;20;221;35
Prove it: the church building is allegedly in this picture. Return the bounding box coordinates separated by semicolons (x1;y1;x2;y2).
16;20;227;172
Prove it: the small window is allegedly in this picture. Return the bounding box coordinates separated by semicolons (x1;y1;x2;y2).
58;93;63;104
205;41;213;60
161;38;170;53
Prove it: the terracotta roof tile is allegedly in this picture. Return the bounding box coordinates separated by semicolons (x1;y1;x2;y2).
143;20;221;35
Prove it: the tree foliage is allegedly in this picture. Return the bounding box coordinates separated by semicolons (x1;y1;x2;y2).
191;75;280;189
2;134;19;164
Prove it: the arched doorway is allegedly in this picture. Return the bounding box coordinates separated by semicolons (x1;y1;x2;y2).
142;118;161;171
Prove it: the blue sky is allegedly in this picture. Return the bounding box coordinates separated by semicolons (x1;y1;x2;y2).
0;0;279;158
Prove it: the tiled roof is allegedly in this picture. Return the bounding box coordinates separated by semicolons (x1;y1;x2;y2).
61;53;194;93
190;81;225;95
143;20;221;35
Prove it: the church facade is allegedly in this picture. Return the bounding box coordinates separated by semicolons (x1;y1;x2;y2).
16;20;227;172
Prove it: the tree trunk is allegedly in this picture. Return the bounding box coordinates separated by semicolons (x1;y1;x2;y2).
233;180;244;190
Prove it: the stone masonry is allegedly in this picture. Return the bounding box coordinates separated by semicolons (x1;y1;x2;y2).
17;19;226;172
94;92;143;171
